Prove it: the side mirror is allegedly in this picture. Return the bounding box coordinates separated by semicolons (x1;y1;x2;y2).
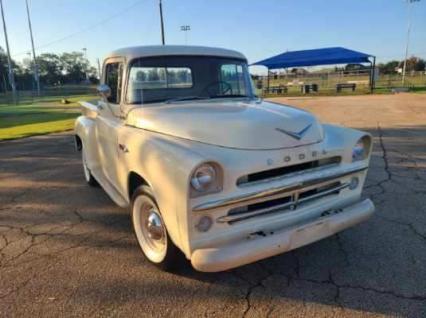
97;84;111;99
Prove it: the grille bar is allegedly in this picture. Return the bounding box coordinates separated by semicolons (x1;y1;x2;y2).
237;156;341;186
217;181;349;224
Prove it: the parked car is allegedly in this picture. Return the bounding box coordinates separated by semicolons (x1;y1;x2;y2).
74;45;375;272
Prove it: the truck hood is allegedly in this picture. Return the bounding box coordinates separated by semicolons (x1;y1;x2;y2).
126;99;323;150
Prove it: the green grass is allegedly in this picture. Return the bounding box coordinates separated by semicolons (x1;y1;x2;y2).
409;86;426;94
0;94;98;141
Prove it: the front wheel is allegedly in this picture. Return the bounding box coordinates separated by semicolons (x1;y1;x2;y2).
131;186;181;271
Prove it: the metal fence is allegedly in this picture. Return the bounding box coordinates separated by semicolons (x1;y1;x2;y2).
252;69;426;96
0;84;97;105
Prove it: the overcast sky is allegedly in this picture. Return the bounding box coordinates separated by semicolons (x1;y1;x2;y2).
1;0;425;68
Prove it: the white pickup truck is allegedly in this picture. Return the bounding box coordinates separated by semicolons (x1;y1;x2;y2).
75;45;375;272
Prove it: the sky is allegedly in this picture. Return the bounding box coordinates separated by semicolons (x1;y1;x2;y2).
1;0;425;71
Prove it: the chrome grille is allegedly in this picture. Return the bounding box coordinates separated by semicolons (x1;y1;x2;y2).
217;180;348;224
237;156;341;186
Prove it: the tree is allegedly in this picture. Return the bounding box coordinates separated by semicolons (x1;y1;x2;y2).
0;47;9;91
378;60;399;74
34;53;63;85
399;56;426;73
60;51;90;84
413;58;425;72
0;46;20;91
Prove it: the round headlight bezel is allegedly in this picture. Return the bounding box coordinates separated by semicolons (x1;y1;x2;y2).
191;164;216;192
190;162;222;197
352;136;371;162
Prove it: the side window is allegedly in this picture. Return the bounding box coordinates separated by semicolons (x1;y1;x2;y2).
220;64;246;96
105;62;123;103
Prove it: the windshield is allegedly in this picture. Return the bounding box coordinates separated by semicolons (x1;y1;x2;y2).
126;56;255;105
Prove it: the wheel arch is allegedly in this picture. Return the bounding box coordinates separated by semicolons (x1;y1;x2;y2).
128;171;150;201
74;135;82;151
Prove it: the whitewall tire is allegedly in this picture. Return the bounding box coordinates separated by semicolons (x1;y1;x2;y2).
131;185;181;271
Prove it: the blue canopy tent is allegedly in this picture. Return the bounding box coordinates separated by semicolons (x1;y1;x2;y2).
252;47;376;92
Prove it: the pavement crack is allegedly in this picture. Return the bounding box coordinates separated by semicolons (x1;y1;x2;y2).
378;216;426;242
233;264;277;318
328;271;342;308
0;210;88;266
377;123;392;183
241;280;263;318
73;209;86;223
1;218;130;269
366;123;394;203
292;251;301;278
0;277;32;299
293;275;426;302
334;234;350;266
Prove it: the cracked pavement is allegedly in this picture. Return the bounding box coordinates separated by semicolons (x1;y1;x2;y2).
1;94;425;317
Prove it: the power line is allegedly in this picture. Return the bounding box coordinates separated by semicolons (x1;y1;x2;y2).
13;0;144;57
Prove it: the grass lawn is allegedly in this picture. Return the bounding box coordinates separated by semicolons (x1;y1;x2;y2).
0;94;98;141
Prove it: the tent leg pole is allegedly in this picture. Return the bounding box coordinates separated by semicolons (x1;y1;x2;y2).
372;57;376;93
267;68;270;94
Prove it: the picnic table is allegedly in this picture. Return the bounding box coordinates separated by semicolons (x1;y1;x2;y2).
336;83;356;92
301;84;319;94
263;85;288;95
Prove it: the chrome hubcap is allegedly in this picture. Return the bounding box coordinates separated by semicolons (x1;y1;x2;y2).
133;196;167;263
146;210;164;241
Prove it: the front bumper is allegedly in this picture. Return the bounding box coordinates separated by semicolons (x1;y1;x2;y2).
191;198;374;272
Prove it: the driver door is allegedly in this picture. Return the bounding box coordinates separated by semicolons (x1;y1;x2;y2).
96;58;124;187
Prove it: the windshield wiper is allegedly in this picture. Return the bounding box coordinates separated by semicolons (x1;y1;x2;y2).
165;96;210;104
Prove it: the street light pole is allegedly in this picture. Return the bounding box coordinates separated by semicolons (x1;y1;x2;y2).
82;48;89;81
402;0;420;86
180;25;190;45
0;0;17;103
25;0;40;96
159;0;165;45
97;58;101;80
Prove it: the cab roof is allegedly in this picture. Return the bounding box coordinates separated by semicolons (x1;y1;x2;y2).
105;45;247;61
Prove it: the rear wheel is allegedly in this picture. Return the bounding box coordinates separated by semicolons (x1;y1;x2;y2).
81;147;98;186
131;186;181;271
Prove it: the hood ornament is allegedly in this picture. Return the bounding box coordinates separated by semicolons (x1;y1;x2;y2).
276;124;312;140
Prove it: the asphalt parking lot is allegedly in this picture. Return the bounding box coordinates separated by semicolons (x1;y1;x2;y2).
1;94;425;317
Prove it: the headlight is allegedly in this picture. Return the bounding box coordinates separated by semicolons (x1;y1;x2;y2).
190;163;222;197
352;136;371;162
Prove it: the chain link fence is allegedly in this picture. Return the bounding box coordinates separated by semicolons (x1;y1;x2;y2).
0;82;97;105
252;69;426;97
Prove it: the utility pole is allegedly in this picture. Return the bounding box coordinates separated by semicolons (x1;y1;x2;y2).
0;0;17;104
180;25;190;45
25;0;40;96
82;48;89;82
159;0;165;45
97;58;101;80
402;0;420;86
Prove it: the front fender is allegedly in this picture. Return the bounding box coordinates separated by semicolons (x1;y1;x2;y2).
74;116;101;172
322;124;372;163
119;127;207;258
